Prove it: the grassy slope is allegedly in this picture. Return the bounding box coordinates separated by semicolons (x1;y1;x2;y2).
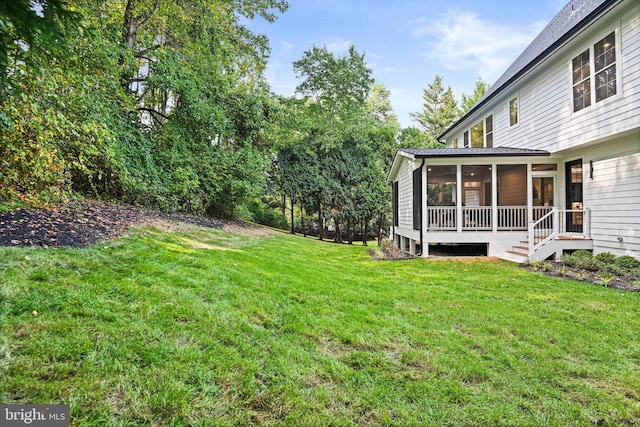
1;225;639;426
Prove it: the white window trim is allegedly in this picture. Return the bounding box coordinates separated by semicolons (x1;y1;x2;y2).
570;27;622;117
460;112;495;148
485;113;494;148
508;95;520;128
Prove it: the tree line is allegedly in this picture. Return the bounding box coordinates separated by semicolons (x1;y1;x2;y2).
0;0;487;243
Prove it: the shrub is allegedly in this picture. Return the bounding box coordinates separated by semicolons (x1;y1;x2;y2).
247;199;288;230
562;250;599;270
594;252;616;265
614;255;640;270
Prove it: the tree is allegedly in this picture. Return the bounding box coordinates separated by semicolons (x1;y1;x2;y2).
399;127;430;149
0;0;74;92
410;75;458;145
0;0;289;215
367;83;400;128
459;78;490;116
292;44;374;148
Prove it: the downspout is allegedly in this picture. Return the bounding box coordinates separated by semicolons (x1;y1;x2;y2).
418;158;425;256
391;182;395;245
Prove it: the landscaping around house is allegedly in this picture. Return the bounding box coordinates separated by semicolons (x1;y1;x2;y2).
523;250;640;293
1;202;640;426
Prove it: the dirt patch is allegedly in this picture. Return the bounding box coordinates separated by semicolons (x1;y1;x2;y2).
0;200;277;248
368;243;415;261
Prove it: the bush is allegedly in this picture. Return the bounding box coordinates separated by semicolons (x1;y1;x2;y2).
594;252;616;265
247;199;288;230
614;255;640;270
561;250;599;270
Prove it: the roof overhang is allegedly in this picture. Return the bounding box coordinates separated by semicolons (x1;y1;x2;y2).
387;147;551;182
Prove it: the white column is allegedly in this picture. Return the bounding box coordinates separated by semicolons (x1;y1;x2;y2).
422;164;429;257
492;163;498;233
456;164;463;233
527;163;533;225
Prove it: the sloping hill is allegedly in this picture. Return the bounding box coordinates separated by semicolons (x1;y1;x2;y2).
1;218;639;425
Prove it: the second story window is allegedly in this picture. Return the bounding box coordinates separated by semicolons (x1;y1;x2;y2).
471;121;484;148
572;50;591;112
572;30;617;113
509;97;518;126
485;115;493;148
594;32;616;102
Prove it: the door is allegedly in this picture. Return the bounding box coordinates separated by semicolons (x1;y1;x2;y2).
532;176;554;221
565;159;583;233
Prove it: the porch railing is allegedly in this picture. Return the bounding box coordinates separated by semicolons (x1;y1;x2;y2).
427;206;456;230
427;206;553;231
462;207;492;230
528;208;590;255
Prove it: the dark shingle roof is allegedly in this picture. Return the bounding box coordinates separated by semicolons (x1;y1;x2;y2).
439;0;618;140
400;147;550;158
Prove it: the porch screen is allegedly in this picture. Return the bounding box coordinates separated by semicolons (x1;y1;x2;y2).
497;164;527;229
426;166;456;230
393;181;399;227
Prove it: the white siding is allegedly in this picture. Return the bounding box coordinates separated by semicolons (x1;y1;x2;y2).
448;4;640;154
397;157;416;231
583;137;640;256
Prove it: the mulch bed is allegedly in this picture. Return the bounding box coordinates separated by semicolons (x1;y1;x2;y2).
0;200;256;248
521;262;640;293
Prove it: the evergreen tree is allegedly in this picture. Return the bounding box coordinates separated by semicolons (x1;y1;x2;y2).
459;78;490;116
410;75;458;145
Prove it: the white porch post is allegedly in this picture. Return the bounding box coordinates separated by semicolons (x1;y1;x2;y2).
527;163;533;224
491;163;497;233
456;164;463;233
422;164;429;257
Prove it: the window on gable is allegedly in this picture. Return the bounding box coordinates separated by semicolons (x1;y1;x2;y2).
572;30;617;113
594;32;616;102
463;131;469;148
485;115;493;148
471;121;484;148
509;97;518;126
453;137;459;148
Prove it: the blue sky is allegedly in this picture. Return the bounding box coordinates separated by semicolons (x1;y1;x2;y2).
246;0;569;128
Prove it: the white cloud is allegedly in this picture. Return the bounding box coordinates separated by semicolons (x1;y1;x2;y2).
279;41;294;56
323;37;353;55
413;9;547;82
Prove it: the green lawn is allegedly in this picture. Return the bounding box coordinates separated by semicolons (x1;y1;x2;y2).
1;224;639;426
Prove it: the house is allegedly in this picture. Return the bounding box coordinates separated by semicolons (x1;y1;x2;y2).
388;0;640;262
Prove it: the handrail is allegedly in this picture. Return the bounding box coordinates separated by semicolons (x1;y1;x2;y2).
528;208;557;255
528;208;590;256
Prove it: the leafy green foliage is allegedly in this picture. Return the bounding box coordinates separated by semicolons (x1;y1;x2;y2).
275;46;397;241
459;78;490;116
561;250;598;270
594;252;616;265
0;0;288;216
410;75;458;145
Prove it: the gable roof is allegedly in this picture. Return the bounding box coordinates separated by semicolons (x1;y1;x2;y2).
439;0;620;140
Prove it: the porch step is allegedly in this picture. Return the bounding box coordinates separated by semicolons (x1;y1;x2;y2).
506;250;528;257
503;250;528;263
